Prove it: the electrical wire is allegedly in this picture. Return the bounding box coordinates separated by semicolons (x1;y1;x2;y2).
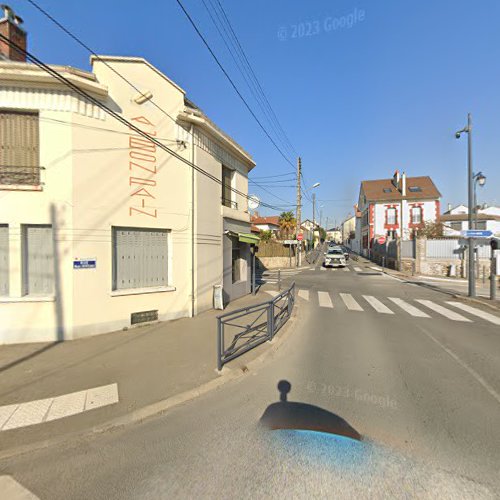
0;33;288;212
174;0;296;172
24;0;297;183
204;0;297;160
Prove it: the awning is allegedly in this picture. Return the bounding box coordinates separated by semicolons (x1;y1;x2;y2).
238;233;260;245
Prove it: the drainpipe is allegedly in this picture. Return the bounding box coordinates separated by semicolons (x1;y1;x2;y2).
191;124;195;317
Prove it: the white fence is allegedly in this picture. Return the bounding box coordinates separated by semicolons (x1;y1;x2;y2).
425;238;491;259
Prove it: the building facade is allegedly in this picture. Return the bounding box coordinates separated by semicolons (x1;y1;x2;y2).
441;205;500;237
357;171;441;257
0;11;257;343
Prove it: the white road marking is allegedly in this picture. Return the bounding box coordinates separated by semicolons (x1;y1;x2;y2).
0;383;119;431
0;476;39;499
416;299;471;322
343;267;350;272
339;293;363;311
388;297;430;318
370;266;382;271
417;325;500;405
354;267;362;272
320;266;326;271
363;295;394;314
445;302;500;326
318;291;333;308
264;290;279;297
309;267;316;270
298;289;309;301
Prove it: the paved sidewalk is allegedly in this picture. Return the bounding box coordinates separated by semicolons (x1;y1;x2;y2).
0;284;295;454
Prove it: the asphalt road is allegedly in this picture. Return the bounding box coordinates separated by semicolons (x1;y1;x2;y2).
2;258;500;499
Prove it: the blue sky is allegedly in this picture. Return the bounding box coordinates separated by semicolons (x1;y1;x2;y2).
9;0;500;227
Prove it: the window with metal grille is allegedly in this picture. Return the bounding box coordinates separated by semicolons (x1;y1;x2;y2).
476;221;487;230
113;227;169;291
450;221;463;231
131;310;158;325
0;225;8;296
0;111;41;185
23;225;54;296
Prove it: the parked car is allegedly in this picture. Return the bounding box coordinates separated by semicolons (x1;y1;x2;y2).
324;247;347;268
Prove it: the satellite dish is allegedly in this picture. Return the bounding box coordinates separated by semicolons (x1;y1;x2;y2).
248;195;260;211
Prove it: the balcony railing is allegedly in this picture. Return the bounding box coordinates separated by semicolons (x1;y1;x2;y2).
0;166;44;186
222;197;238;210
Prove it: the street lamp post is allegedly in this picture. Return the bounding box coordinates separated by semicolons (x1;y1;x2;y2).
473;172;486;229
455;113;476;297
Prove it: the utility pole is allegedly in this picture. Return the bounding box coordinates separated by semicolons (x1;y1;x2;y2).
312;192;316;248
296;157;302;267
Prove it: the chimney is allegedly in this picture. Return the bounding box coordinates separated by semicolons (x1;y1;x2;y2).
0;4;27;62
392;170;400;188
447;203;452;212
401;171;407;196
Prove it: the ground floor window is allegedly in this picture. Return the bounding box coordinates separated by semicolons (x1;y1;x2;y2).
0;224;8;296
23;225;54;296
113;227;169;290
231;237;241;283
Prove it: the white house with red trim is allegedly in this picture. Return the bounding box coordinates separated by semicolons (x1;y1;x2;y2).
356;171;441;256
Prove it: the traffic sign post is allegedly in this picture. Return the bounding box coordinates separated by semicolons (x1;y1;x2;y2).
297;233;303;241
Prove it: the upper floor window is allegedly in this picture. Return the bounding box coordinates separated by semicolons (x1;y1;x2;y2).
408;186;422;193
450;221;462;231
0;111;41;186
387;207;397;225
222;166;237;209
476;221;487;230
411;206;422;224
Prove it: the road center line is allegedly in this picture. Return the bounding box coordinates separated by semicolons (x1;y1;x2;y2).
417;325;500;405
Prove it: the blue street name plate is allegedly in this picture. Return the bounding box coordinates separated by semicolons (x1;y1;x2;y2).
461;230;493;238
73;258;96;269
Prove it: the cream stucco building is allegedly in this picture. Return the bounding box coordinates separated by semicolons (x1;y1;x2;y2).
0;10;258;343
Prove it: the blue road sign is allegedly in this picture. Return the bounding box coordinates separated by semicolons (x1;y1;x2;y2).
73;258;96;269
461;230;493;238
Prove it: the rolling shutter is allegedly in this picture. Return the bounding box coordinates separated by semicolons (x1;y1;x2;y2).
0;225;8;296
0;111;40;185
113;228;168;290
24;225;54;295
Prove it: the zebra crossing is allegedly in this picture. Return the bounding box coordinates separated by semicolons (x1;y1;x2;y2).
264;289;500;325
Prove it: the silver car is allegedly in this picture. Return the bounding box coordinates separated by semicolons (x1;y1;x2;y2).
324;248;347;268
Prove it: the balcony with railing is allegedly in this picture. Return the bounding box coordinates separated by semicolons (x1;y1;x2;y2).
222;197;238;210
0;165;44;190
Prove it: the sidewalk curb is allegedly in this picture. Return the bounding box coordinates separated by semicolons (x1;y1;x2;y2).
0;301;300;462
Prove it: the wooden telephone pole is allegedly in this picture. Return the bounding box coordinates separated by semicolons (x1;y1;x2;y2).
296;157;302;267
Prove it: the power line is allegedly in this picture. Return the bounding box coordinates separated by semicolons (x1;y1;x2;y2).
23;0;297;208
214;0;298;157
199;0;293;160
249;172;295;180
0;33;288;212
207;0;298;159
174;0;296;172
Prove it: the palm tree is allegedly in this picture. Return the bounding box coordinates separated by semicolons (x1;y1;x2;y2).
278;211;297;239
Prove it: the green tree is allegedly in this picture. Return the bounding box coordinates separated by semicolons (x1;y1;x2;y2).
278;211;297;239
417;221;444;238
259;230;273;242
